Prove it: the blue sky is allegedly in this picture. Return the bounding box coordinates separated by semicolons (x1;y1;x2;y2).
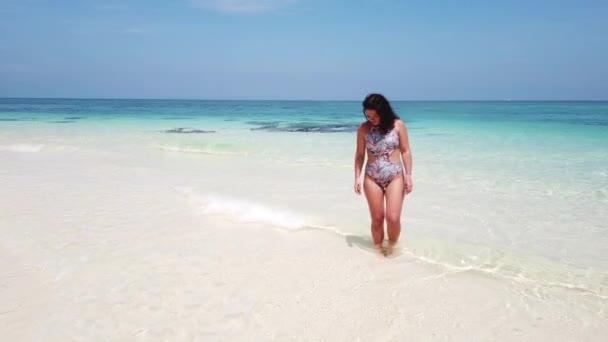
0;0;606;100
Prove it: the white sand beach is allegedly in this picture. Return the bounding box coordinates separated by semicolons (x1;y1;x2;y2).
1;141;606;341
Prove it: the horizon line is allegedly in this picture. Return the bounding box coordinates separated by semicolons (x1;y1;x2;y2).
1;97;607;102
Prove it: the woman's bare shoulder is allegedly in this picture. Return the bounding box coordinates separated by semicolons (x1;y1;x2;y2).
394;119;407;131
357;121;370;133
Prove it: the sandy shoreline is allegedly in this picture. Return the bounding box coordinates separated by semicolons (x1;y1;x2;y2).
1;149;607;341
3;222;606;341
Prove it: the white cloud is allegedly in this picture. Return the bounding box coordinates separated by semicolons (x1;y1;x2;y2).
191;0;299;13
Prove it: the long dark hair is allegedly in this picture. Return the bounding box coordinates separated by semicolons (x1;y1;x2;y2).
362;93;400;134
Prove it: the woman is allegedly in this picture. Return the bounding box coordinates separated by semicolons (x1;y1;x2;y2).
354;93;413;256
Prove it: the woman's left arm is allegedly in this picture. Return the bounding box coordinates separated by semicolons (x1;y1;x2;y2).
397;120;413;193
397;120;412;175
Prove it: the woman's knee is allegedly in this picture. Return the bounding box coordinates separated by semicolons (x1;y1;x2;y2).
386;213;400;226
371;213;384;227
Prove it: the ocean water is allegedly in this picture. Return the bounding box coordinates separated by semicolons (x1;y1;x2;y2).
1;99;607;317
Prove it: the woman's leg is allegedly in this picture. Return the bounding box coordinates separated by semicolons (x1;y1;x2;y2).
363;175;385;249
385;174;405;252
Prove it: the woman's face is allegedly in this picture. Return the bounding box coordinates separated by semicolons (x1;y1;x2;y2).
364;109;380;126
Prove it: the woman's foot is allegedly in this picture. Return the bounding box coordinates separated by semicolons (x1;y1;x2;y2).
374;243;386;256
385;241;398;257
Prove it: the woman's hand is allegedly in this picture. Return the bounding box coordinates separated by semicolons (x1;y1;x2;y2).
354;178;363;195
404;175;413;194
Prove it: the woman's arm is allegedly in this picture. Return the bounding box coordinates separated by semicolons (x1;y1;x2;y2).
354;123;366;194
396;120;412;176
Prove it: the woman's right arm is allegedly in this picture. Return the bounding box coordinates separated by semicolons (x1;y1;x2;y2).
354;123;366;194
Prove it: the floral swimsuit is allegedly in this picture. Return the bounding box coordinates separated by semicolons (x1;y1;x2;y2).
365;125;403;189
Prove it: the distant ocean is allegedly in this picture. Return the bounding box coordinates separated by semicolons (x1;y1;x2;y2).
1;98;607;324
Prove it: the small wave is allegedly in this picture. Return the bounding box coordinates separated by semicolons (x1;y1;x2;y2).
396;239;608;299
175;187;313;230
174;187;608;299
0;144;44;152
174;187;367;253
